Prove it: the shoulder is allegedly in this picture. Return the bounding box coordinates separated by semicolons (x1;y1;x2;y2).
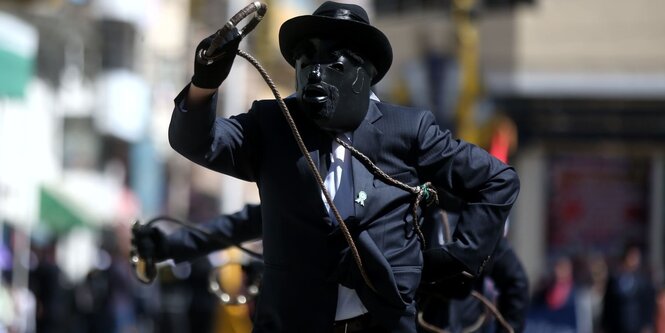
372;100;439;133
250;96;298;111
374;100;430;118
245;97;300;121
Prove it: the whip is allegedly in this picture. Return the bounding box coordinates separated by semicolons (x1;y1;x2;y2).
134;0;443;304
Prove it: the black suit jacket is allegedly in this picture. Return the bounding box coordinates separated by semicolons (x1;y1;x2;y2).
168;85;520;333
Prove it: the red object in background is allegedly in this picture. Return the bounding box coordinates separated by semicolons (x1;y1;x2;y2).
547;155;649;254
488;116;517;164
489;126;510;164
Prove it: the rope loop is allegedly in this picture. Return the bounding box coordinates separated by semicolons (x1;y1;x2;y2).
418;182;439;207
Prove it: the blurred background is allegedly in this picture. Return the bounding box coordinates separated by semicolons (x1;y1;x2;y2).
0;0;664;332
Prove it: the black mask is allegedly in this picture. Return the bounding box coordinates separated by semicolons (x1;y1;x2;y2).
295;39;373;133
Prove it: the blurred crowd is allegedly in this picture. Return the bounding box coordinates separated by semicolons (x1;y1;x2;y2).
1;224;665;333
525;243;665;333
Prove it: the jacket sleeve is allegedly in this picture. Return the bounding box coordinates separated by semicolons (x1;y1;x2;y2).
168;84;260;182
165;204;263;262
487;239;530;333
416;110;520;277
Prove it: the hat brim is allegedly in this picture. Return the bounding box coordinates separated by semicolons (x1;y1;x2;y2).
279;15;392;86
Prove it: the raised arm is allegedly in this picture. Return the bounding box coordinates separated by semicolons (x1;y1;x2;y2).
487;238;530;333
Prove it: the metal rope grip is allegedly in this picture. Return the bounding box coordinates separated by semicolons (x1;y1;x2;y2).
197;2;267;64
130;220;158;284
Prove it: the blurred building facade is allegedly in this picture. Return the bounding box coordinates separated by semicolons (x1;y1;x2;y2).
371;0;665;288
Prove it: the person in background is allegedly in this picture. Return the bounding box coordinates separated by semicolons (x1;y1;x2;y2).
602;243;655;333
524;255;594;333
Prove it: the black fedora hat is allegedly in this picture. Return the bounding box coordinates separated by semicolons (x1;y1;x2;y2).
279;1;392;85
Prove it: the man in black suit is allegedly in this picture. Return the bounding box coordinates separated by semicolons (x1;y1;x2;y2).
602;243;655;333
136;2;519;332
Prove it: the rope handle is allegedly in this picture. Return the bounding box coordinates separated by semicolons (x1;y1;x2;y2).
197;2;267;64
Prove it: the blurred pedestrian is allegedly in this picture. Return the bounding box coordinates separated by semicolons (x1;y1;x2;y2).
581;253;608;333
73;227;148;333
601;243;655;333
28;236;69;333
525;255;591;333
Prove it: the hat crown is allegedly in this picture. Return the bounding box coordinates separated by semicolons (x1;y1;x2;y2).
313;2;370;25
279;1;392;85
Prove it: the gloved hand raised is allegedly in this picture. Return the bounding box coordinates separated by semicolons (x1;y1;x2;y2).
192;27;242;89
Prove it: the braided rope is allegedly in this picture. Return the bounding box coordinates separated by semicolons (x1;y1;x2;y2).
237;50;377;293
335;137;438;248
440;209;452;244
416;296;452;333
417;289;514;333
470;290;515;333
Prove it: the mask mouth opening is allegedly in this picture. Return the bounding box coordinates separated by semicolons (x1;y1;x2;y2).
301;84;328;104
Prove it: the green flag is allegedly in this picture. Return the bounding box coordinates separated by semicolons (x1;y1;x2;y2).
0;12;38;98
39;186;92;234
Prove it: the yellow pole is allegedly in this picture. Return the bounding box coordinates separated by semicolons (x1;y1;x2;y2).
212;248;253;333
453;0;482;144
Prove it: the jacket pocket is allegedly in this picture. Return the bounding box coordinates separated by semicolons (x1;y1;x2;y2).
391;265;422;305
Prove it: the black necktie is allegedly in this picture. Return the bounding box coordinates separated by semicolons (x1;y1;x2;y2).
318;139;333;179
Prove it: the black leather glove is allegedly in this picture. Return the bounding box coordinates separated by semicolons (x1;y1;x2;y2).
192;28;242;89
131;223;170;263
420;248;476;299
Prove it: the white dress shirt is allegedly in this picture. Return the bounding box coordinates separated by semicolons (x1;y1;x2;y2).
323;132;369;321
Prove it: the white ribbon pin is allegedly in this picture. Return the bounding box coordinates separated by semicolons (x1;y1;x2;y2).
355;191;367;207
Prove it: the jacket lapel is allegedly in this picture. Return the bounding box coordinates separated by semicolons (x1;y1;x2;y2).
293;112;331;220
292;101;384;225
350;101;383;220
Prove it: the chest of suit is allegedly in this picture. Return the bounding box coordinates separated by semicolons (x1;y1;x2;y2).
249;99;424;265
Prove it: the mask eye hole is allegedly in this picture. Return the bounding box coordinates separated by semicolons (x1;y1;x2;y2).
329;62;344;72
